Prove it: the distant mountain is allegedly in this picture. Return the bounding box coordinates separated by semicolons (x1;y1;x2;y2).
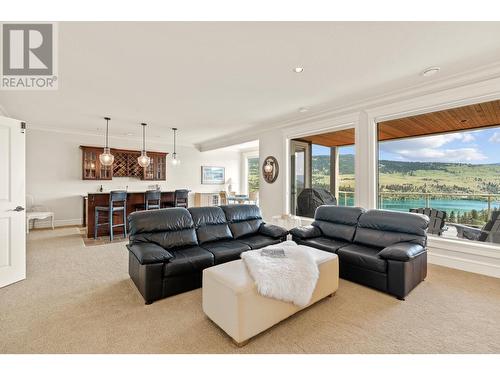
311;154;354;174
340;154;355;174
311;154;500;194
313;154;500;174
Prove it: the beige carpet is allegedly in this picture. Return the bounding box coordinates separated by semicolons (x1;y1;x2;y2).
1;227;500;354
79;227;128;247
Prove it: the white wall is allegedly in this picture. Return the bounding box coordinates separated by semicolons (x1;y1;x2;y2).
26;129;241;227
258;129;285;221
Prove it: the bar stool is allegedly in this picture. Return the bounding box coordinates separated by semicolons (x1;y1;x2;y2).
135;190;161;211
174;189;190;208
94;190;127;241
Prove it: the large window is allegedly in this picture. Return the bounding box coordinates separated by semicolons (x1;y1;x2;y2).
338;145;355;206
311;144;355;206
312;144;331;191
377;101;500;246
290;128;356;217
247;156;259;193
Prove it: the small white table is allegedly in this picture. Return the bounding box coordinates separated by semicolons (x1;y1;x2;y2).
270;214;302;231
26;211;55;233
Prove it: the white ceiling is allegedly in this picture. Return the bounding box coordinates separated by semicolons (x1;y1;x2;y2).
2;22;500;146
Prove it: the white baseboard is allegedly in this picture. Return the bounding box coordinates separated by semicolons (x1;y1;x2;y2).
428;248;500;279
31;218;82;229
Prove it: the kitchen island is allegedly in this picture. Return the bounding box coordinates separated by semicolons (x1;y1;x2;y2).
83;191;176;238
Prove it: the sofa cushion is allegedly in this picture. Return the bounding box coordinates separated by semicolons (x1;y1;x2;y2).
220;205;263;239
220;204;262;221
295;237;349;253
354;210;429;248
163;246;214;277
200;240;251;264
188;206;233;244
236;234;281;249
337;244;387;273
128;208;198;250
312;206;365;242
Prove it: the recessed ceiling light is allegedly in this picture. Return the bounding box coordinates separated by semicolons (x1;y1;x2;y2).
293;67;304;73
421;66;440;77
298;107;310;113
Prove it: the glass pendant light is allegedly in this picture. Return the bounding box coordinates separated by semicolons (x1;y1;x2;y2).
171;127;180;166
137;122;151;168
99;117;114;166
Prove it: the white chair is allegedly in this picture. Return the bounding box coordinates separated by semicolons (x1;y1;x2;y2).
26;195;55;234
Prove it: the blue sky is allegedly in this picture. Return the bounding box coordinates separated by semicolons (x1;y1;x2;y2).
312;128;500;164
312;144;354;155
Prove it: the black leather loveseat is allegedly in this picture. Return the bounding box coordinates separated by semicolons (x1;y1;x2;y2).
127;205;288;304
290;206;429;300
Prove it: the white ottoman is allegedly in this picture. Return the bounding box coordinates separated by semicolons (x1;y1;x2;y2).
202;246;339;346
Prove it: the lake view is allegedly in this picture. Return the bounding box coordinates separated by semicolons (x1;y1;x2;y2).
338;195;500;215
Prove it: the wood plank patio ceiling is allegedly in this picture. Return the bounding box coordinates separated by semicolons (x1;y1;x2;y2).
378;99;500;141
296;128;355;147
293;99;500;147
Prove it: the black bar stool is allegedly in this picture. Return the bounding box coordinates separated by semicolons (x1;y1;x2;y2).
174;189;190;208
94;190;127;241
135;190;161;211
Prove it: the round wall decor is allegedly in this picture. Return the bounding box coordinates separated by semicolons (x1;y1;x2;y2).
262;156;279;184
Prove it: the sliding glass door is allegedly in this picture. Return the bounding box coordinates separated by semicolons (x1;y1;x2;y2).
290;141;310;215
290;128;356;216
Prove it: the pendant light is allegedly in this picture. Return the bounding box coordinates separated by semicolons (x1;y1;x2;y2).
137;122;151;168
171;127;180;166
99;117;114;166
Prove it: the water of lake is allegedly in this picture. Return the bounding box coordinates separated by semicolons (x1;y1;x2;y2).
339;197;500;214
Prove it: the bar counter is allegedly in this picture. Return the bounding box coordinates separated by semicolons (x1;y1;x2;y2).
83;191;175;238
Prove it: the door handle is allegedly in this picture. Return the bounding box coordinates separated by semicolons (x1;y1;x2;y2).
9;206;25;212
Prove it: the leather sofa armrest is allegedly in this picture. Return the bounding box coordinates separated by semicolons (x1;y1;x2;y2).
127;243;174;265
378;242;425;261
259;223;289;239
289;225;322;239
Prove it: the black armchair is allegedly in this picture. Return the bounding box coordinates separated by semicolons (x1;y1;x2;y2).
410;208;447;236
451;211;500;244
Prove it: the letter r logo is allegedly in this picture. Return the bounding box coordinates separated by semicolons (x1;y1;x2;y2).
2;24;53;75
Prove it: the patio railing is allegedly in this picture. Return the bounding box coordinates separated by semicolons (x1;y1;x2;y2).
338;190;500;218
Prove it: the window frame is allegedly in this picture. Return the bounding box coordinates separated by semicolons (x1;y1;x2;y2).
241;150;259;196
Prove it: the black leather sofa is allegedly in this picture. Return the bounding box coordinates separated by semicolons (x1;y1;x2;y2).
127;205;288;304
290;206;429;300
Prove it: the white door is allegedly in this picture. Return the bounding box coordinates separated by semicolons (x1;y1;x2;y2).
0;116;26;288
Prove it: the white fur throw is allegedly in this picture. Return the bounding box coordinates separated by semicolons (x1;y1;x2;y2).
241;241;319;307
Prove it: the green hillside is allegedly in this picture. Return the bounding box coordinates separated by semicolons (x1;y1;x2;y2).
311;154;500;195
312;154;354;174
